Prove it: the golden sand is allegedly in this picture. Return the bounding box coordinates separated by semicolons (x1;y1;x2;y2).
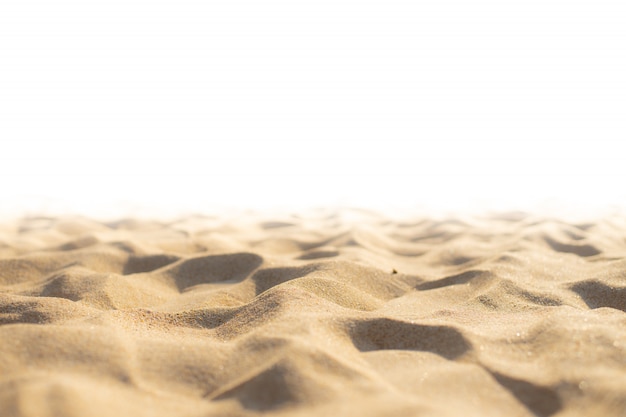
1;211;625;416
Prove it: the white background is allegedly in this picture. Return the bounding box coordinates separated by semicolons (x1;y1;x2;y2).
1;0;625;218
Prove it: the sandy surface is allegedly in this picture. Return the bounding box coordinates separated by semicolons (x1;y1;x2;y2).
1;210;626;416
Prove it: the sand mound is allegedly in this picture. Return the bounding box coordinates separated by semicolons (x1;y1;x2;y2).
1;211;626;416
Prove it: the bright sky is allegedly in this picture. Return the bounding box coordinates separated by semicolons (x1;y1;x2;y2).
1;0;625;219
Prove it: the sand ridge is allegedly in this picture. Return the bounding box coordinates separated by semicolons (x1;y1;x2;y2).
1;211;626;416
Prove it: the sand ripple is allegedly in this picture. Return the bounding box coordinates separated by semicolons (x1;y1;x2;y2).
1;212;626;416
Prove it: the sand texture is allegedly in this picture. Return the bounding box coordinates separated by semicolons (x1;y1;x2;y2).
1;211;626;417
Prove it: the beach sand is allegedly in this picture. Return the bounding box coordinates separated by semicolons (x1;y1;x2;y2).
1;210;625;416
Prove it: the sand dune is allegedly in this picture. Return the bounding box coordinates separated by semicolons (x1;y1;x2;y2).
1;210;626;416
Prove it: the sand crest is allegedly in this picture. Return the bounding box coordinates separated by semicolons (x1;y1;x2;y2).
1;211;626;416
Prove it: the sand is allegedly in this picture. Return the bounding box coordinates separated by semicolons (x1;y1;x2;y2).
1;210;626;417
